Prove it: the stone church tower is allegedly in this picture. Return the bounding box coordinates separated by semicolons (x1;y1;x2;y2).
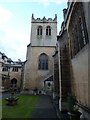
23;14;57;93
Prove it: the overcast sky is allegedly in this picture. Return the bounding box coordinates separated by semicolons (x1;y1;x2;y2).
0;0;67;61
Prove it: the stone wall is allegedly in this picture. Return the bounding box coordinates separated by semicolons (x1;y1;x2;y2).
71;45;89;107
2;67;22;90
23;46;55;90
65;2;90;119
67;2;89;109
57;30;71;111
53;51;59;98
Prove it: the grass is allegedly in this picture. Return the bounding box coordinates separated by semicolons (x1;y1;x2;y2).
0;99;2;119
2;94;39;119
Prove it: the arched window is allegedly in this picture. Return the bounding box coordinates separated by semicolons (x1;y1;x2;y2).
11;78;17;88
38;53;48;70
46;26;51;36
37;26;42;35
78;18;85;48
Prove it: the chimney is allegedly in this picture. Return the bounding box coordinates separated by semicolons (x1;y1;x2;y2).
32;13;34;19
63;8;67;20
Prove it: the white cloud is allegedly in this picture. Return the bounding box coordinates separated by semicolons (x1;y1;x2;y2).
0;0;67;5
0;27;29;61
0;6;12;28
35;0;67;6
0;25;29;60
0;6;29;61
1;0;89;4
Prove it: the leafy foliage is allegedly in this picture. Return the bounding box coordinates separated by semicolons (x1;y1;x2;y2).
67;93;78;112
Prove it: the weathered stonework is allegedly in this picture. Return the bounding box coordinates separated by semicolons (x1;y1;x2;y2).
0;52;23;91
67;2;89;108
24;47;55;90
62;2;90;119
57;30;71;111
2;65;22;91
23;14;57;92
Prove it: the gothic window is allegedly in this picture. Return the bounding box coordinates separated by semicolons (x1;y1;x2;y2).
70;14;89;59
11;78;17;88
46;26;51;36
79;17;86;48
37;26;42;36
38;53;48;70
2;67;10;71
73;24;80;55
12;67;18;72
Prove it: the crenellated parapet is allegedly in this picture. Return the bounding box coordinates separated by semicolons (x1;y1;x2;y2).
31;13;57;23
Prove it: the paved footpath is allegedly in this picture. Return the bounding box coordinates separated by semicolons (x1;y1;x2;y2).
31;95;59;120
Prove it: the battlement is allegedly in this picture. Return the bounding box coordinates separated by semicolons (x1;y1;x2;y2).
31;14;57;23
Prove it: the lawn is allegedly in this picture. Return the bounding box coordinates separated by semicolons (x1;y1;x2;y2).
2;94;39;119
0;99;2;119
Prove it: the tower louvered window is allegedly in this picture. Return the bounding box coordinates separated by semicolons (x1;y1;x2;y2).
37;26;42;35
46;26;51;36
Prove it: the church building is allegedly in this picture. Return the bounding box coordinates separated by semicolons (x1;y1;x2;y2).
23;14;57;93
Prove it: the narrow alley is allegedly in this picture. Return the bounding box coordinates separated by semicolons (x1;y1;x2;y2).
31;95;69;120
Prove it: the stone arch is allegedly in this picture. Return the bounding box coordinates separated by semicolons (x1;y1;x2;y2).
37;25;42;35
10;78;17;88
46;26;51;36
38;53;48;70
